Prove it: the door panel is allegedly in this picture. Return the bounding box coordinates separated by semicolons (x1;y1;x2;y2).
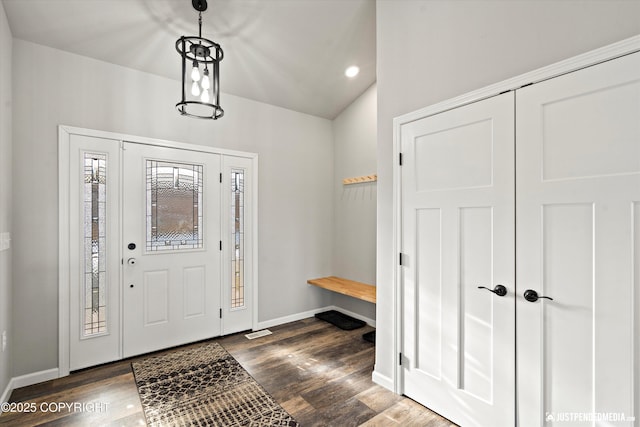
143;270;169;325
516;51;640;426
460;207;493;402
401;92;515;427
123;142;221;357
414;118;494;191
542;204;594;416
540;79;640;181
184;266;206;318
414;208;442;378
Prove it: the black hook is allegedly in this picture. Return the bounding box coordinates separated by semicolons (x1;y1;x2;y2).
192;0;208;12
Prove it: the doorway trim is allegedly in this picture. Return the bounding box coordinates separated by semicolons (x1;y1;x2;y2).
58;125;259;377
389;35;640;394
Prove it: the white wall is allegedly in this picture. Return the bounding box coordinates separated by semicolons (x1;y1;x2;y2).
0;1;12;401
375;0;640;387
331;83;377;320
11;39;334;377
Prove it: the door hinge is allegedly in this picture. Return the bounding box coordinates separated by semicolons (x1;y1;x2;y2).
219;308;222;319
399;153;403;166
219;240;222;251
219;173;222;183
399;352;403;366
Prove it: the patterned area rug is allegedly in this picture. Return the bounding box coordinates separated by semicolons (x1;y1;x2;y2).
132;342;299;427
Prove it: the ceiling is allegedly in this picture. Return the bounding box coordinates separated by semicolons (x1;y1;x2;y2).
2;0;376;119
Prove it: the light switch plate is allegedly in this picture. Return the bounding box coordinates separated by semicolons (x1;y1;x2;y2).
0;232;10;251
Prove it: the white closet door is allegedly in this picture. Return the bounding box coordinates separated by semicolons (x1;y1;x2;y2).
401;92;515;427
516;51;640;426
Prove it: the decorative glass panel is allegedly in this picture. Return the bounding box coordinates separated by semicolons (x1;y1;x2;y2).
146;160;203;251
231;169;245;308
83;153;107;337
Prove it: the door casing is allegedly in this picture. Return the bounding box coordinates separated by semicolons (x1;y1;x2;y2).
58;126;259;376
390;37;640;427
392;35;640;395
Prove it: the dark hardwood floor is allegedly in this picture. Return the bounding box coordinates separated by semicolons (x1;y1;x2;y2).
0;318;455;426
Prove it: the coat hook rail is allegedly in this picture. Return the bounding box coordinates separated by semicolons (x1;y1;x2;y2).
342;174;377;185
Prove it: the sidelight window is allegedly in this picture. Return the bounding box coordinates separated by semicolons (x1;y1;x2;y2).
231;169;245;308
83;153;107;336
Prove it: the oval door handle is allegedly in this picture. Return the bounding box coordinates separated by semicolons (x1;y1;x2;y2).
477;285;507;297
523;289;553;302
127;258;137;265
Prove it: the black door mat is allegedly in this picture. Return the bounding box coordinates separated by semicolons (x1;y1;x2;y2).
315;310;366;330
362;330;375;344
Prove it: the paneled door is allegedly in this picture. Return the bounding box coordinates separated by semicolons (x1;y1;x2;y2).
400;92;516;427
122;142;221;357
516;52;640;426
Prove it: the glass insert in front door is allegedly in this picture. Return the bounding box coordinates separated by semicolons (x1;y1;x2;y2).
146;160;204;251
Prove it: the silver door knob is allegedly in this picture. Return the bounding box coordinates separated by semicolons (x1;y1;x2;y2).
127;258;137;265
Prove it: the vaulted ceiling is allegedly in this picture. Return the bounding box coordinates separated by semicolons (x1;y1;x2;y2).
2;0;376;119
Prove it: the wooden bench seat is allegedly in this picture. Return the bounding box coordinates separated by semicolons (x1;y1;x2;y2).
307;276;376;304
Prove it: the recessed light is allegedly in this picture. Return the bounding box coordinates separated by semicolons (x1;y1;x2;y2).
345;66;360;78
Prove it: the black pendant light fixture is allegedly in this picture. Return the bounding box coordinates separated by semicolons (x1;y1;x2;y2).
176;0;224;119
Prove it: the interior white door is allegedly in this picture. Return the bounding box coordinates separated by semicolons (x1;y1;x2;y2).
401;92;515;427
516;52;640;426
68;134;121;370
122;142;222;358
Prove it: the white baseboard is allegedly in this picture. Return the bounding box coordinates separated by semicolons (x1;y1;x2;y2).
256;306;333;330
1;368;60;403
372;369;394;392
256;305;376;330
12;368;59;389
1;378;13;404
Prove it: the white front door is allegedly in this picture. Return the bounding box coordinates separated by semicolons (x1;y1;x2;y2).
516;51;640;426
400;92;515;427
122;142;222;358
